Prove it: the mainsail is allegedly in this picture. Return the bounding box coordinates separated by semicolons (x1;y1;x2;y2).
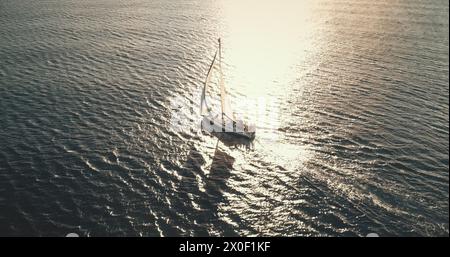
219;69;235;121
201;39;235;122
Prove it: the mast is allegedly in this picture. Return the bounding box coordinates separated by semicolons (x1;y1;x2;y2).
218;38;222;69
218;38;226;131
218;39;224;117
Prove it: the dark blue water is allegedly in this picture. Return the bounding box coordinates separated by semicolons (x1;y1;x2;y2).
0;0;448;236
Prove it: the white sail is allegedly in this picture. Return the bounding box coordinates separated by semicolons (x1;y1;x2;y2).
201;50;218;116
200;39;255;139
201;40;235;122
217;38;235;123
219;69;235;121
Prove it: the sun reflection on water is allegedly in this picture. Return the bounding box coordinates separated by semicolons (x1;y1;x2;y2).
192;1;328;235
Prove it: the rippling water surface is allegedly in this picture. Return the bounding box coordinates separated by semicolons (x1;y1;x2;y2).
0;0;448;236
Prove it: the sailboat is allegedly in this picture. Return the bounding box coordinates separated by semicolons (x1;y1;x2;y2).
200;39;256;140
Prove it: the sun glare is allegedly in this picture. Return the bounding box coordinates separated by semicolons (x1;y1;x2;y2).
219;0;316;96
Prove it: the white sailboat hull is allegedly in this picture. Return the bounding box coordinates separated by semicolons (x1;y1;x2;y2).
201;116;255;140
